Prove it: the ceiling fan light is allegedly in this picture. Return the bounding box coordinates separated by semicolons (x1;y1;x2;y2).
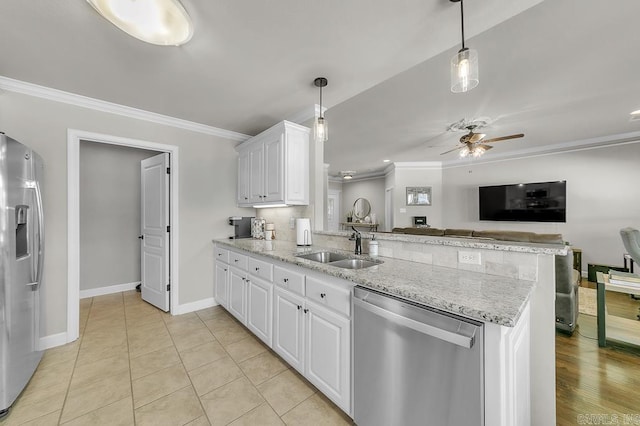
451;48;479;93
87;0;193;46
459;146;470;158
472;146;485;157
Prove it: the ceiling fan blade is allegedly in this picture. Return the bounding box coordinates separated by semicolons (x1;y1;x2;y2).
469;133;486;143
440;146;462;155
477;144;493;151
482;133;525;143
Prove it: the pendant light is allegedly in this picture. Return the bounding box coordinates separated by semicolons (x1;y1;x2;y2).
313;77;328;143
87;0;193;46
450;0;478;93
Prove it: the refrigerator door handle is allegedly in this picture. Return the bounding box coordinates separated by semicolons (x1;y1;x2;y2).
26;180;44;289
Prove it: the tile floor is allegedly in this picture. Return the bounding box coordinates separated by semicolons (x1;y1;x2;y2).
0;291;353;425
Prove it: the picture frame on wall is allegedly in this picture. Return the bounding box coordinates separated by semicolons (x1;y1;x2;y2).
406;186;432;206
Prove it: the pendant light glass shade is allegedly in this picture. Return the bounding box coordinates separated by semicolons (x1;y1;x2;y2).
87;0;193;46
450;0;478;93
313;77;328;143
451;48;479;93
314;116;328;143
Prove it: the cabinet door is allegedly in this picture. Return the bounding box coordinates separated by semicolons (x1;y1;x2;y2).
248;142;264;204
284;128;309;204
228;266;247;324
214;260;229;308
273;287;305;373
305;300;351;413
247;275;272;346
237;149;250;206
263;135;283;202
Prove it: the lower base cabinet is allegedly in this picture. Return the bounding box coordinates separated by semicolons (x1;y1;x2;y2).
228;266;247;324
247;276;273;346
273;286;305;373
272;286;351;414
305;299;351;412
214;260;229;308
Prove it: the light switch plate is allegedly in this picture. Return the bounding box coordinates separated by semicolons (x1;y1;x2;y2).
458;251;481;265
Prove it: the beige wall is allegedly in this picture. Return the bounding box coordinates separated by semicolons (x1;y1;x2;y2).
390;165;443;228
342;178;385;225
80;142;158;291
0;91;254;338
441;142;640;271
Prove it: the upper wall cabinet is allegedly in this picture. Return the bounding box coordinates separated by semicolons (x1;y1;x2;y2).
236;121;310;207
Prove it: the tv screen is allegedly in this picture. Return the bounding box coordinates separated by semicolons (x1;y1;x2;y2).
479;181;566;222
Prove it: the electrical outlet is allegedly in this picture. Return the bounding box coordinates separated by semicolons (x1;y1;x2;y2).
458;251;481;265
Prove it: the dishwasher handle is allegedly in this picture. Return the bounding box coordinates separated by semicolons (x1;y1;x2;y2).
353;297;475;349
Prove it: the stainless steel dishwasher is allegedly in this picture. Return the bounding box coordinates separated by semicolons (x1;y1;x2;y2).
353;286;484;426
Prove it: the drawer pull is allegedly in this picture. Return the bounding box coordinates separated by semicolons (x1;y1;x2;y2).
218;253;222;256
283;278;289;283
320;293;326;299
297;305;302;310
255;267;259;271
234;259;239;262
303;308;309;314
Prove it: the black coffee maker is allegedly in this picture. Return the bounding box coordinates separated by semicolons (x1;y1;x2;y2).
228;216;254;239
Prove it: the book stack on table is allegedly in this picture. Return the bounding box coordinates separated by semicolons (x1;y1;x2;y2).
608;270;640;289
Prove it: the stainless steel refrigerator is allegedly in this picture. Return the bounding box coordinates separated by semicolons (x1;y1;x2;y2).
0;133;44;417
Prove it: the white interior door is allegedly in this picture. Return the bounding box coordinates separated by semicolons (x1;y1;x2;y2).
327;191;341;232
141;153;170;311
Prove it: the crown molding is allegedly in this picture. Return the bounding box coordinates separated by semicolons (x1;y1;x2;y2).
441;130;640;168
392;161;443;169
0;76;251;142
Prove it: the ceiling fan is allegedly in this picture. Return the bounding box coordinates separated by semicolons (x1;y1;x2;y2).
440;125;524;158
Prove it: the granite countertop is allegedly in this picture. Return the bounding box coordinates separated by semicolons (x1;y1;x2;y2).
213;238;536;327
314;230;568;255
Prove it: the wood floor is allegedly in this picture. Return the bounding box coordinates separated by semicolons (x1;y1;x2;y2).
556;281;640;425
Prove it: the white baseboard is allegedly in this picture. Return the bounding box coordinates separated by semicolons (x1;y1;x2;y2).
173;297;218;315
80;281;140;299
39;332;73;351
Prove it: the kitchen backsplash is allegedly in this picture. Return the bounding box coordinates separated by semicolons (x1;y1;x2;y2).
256;206;314;243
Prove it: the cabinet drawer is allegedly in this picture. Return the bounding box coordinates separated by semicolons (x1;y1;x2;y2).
274;266;305;296
249;257;273;282
214;246;229;263
229;251;248;270
306;276;351;317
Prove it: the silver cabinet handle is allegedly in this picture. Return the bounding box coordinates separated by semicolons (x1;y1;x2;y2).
353;298;475;348
320;293;326;298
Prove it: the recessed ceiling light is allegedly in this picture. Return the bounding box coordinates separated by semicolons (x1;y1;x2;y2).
87;0;193;46
383;159;390;163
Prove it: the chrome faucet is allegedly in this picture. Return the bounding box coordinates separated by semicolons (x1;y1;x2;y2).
350;227;362;255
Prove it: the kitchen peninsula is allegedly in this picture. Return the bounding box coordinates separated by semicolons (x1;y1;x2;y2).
213;234;566;425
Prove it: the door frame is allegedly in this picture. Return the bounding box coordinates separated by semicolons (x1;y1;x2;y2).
67;129;179;342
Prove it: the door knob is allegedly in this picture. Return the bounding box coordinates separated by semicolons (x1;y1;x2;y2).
138;235;144;239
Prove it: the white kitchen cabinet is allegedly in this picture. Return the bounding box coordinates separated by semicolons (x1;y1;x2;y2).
273;286;305;373
305;299;351;412
214;260;229;308
236;121;309;207
246;275;273;346
228;266;247;324
237;149;250;205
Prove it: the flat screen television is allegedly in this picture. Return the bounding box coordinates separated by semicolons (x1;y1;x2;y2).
479;181;566;222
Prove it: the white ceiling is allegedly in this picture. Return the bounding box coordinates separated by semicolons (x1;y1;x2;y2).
1;0;639;176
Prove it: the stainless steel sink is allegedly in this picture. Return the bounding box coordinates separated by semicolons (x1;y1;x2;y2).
296;251;351;263
327;258;383;270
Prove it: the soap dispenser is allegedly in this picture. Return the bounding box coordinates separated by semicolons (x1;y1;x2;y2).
369;235;379;257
